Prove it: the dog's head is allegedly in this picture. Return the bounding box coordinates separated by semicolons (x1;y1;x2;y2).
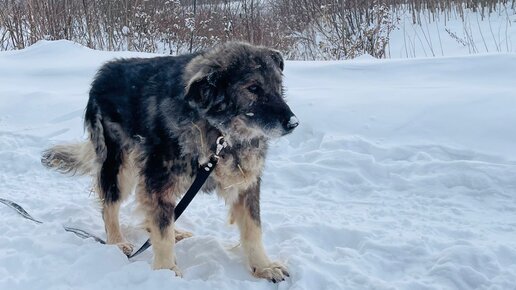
184;42;298;140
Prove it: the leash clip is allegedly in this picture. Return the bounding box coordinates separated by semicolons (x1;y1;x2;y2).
215;136;227;157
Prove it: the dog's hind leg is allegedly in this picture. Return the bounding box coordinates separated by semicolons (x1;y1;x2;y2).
229;181;290;283
174;228;193;242
144;227;192;243
102;201;134;255
96;136;134;255
86;99;134;255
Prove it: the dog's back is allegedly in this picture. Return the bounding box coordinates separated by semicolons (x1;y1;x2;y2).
86;54;197;137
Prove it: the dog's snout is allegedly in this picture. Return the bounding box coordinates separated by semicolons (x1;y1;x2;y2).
287;115;299;129
284;115;299;132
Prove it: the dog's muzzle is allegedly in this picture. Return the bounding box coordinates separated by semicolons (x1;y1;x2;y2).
283;115;299;133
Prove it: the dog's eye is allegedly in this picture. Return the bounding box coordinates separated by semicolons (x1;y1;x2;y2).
213;102;227;112
248;85;259;93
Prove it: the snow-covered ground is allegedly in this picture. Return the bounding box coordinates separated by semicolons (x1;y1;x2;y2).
1;40;515;290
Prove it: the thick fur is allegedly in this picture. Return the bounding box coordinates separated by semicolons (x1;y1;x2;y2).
41;142;96;175
42;42;298;282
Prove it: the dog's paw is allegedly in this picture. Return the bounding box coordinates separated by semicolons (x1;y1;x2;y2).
153;262;183;277
169;265;183;277
174;229;193;243
252;261;290;283
116;242;134;256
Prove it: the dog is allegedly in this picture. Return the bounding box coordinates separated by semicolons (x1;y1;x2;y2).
41;42;298;282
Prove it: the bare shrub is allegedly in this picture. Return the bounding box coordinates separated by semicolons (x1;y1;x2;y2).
271;1;398;59
0;0;513;59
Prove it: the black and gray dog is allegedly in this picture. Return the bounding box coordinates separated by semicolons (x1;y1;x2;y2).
42;42;298;282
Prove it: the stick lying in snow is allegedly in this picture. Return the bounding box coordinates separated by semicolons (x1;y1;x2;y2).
0;197;106;244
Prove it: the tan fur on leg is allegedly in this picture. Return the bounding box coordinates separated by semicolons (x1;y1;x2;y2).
174;228;193;242
231;198;289;282
103;202;134;255
117;153;137;200
137;179;182;276
147;218;182;277
145;227;192;243
101;155;137;256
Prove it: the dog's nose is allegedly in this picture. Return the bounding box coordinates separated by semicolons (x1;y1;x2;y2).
286;115;299;130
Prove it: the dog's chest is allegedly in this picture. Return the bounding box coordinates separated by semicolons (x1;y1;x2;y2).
213;143;266;194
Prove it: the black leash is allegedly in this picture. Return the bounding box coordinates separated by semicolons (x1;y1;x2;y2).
129;136;227;258
0;197;43;224
0;197;106;244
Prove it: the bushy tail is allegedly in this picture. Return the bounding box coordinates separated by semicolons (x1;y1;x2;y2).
41;142;96;176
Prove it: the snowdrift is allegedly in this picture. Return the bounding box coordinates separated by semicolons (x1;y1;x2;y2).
0;40;515;289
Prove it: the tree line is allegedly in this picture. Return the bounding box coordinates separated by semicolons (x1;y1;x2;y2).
0;0;513;59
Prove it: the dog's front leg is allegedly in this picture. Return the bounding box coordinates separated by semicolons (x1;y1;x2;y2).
138;184;181;277
230;181;290;283
147;212;180;276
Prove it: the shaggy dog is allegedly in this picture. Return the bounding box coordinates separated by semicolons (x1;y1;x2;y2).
42;42;298;282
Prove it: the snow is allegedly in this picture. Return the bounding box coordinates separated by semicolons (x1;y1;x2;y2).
388;5;516;58
1;39;516;290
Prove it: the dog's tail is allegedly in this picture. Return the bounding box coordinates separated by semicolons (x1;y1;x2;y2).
43;97;108;176
41;141;97;176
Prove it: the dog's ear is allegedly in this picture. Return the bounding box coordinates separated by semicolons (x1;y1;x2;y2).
269;50;284;71
184;70;225;110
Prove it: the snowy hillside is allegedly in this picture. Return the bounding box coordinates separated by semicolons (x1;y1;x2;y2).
1;40;516;290
388;5;516;58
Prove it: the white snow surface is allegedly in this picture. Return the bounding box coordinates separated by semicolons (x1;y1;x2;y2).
1;40;516;290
